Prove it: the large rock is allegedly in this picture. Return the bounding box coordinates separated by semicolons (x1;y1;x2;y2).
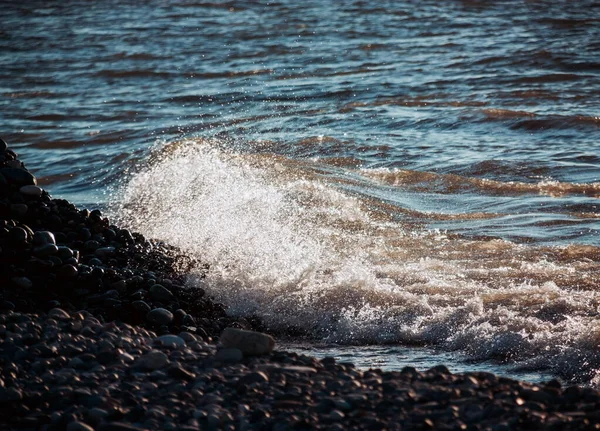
219;328;275;356
0;167;36;186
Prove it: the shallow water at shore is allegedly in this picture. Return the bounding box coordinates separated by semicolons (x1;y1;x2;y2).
283;343;557;385
2;0;600;385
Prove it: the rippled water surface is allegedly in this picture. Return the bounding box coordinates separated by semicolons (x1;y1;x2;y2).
2;0;600;384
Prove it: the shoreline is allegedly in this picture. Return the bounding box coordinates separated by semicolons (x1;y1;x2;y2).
2;138;600;430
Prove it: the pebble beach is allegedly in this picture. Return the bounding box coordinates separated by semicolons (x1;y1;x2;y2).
3;139;600;430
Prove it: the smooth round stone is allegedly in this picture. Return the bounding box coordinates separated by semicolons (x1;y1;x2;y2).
87;408;109;422
146;308;173;326
11;277;33;289
182;314;196;326
135;350;170;371
48;255;63;266
57;264;78;278
112;280;127;292
0;387;23;402
19;185;43;197
57;246;74;260
64;257;79;266
8;227;28;244
178;332;198;343
0;167;36;186
0;138;7;152
83;240;100;251
87;258;103;266
132;301;152;313
78;228;92;241
329;410;345;421
219;327;275;356
10;204;28;217
33;231;56;246
118;229;134;243
149;284;174;302
6;160;22;168
48;308;70;320
34;243;59;257
155;335;186;349
173;308;186;322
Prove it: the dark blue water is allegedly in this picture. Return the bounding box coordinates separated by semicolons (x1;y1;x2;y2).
2;0;600;385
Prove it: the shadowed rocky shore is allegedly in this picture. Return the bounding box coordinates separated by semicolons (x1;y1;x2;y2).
2;138;600;430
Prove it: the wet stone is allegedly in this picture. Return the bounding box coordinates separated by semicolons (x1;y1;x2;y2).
11;276;33;289
182;314;196;327
0;387;23;402
57;264;78;278
8;227;28;244
19;185;43;197
0;167;36;186
48;308;70;320
10;203;28;217
178;332;197;343
34;243;59;257
149;284;174;302
219;327;275;356
84;240;100;252
95;247;115;258
57;246;74;260
88;258;103;267
33;231;56;246
132;301;152;314
155;334;186;349
147;308;173;326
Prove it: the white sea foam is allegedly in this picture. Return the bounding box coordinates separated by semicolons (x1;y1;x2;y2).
112;139;600;385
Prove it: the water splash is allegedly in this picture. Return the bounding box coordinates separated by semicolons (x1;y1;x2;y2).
112;138;600;384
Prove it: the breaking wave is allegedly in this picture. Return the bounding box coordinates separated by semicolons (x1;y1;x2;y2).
112;138;600;385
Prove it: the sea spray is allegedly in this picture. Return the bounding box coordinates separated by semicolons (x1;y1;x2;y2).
111;139;600;384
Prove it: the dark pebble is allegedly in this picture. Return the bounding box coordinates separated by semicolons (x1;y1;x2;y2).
57;264;78;278
146;308;174;326
0;167;36;186
33;231;56;246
